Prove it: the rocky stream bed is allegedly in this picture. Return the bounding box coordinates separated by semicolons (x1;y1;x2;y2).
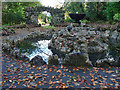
2;25;120;67
1;25;120;88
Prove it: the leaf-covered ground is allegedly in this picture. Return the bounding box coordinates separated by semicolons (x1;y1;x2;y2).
1;54;120;89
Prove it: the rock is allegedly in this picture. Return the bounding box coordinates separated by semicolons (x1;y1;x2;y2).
88;40;99;46
117;56;120;66
19;54;29;61
95;55;116;67
80;44;87;48
72;23;80;27
110;30;118;39
67;25;72;32
30;55;46;65
61;47;67;52
48;54;59;65
64;52;92;66
81;23;86;27
80;30;88;36
116;32;120;42
2;31;9;36
103;30;110;38
88;31;96;35
63;31;72;37
88;46;104;53
78;37;86;44
97;26;102;31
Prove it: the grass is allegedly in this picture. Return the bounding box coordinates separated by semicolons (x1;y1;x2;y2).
43;26;55;30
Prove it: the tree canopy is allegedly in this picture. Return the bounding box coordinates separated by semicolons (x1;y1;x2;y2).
63;2;120;22
2;2;42;25
2;2;120;25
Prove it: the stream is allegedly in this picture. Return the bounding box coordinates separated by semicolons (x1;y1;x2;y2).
27;40;53;64
26;40;120;66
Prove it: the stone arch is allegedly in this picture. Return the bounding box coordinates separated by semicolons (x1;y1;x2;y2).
25;6;65;25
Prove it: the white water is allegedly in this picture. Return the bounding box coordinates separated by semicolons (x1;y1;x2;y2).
27;40;53;64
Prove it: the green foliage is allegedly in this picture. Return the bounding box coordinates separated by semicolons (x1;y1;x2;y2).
48;16;53;24
81;19;88;23
63;2;84;13
64;17;74;22
2;2;42;25
2;2;120;25
113;13;120;21
86;2;106;21
105;2;120;21
43;26;55;30
0;25;8;30
38;12;52;24
16;40;36;54
0;24;14;31
63;2;120;22
41;22;45;25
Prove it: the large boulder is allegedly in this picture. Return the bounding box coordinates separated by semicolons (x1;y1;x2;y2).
2;31;9;36
48;54;59;65
19;54;30;61
117;56;120;67
95;55;116;67
29;55;46;65
64;52;92;67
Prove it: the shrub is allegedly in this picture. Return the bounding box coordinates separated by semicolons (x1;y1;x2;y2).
64;17;74;22
81;19;88;23
113;13;120;22
43;26;55;30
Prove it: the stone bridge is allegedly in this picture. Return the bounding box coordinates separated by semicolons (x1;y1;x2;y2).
25;6;65;25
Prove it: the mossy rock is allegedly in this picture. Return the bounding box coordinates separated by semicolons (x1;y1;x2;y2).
48;55;59;65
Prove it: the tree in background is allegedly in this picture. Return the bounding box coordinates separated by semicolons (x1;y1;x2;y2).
2;2;42;25
63;2;85;22
64;2;84;13
2;2;120;25
85;2;106;21
63;2;120;23
105;2;120;21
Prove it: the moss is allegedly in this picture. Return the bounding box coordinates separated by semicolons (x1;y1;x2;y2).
16;40;36;54
43;26;55;30
108;44;120;58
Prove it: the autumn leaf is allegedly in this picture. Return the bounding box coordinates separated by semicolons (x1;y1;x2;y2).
61;65;63;68
91;79;94;82
49;68;52;72
3;74;8;76
4;77;8;81
52;75;55;79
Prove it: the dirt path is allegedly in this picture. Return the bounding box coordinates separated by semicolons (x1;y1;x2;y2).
2;26;66;42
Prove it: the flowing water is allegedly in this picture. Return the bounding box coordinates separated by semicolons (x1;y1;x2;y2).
26;40;120;66
27;40;53;64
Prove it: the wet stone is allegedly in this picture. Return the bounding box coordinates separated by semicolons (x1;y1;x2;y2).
29;55;46;65
64;52;92;66
19;54;30;61
48;54;59;65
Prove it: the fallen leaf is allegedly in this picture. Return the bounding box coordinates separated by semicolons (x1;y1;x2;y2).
49;68;52;72
91;79;94;82
52;76;55;79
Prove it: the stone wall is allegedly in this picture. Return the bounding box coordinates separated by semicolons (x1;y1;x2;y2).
25;6;65;25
